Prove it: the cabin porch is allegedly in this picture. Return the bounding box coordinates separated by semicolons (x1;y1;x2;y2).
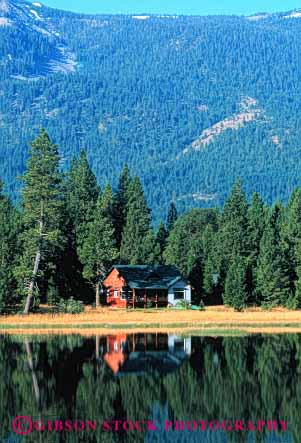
124;288;168;309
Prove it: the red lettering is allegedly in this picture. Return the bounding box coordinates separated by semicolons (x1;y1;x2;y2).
114;420;122;431
279;421;288;431
147;420;157;431
221;420;233;431
257;421;266;431
64;420;73;431
174;421;185;431
234;421;245;431
267;420;278;431
102;421;111;431
165;421;173;430
247;421;255;431
86;420;97;431
209;421;220;430
54;420;64;432
34;420;45;432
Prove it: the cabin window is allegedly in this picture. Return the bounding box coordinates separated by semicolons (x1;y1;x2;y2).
114;289;119;298
174;289;185;300
121;288;127;300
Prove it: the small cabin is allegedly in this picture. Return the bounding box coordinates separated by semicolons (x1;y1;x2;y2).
103;265;191;308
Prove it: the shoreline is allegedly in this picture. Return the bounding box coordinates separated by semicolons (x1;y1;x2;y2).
1;306;301;335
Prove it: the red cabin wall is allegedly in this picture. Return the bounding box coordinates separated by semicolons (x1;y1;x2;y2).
103;268;127;307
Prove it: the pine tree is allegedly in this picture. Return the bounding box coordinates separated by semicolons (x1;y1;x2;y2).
155;222;168;264
247;192;266;303
65;149;99;249
281;189;301;307
202;224;222;300
113;165;132;249
164;208;218;297
120;177;154;264
64;149;100;302
167;202;178;233
220;178;249;262
79;184;119;307
294;238;301;308
16;129;64;314
224;255;247;311
217;179;249;304
0;183;20;313
256;205;290;306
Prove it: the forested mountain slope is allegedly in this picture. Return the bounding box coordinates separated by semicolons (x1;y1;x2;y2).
0;0;300;220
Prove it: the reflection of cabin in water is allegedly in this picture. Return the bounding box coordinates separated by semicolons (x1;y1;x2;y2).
102;333;191;375
103;265;192;308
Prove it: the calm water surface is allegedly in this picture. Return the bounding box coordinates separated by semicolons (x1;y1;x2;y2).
0;333;299;443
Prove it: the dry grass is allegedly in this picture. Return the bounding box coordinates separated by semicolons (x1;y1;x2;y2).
1;305;301;335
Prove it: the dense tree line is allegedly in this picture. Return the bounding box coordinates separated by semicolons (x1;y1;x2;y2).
0;10;300;221
1;129;301;313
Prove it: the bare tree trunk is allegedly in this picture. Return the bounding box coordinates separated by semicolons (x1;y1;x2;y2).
24;338;42;443
24;338;41;409
96;283;100;308
96;335;100;360
24;202;44;315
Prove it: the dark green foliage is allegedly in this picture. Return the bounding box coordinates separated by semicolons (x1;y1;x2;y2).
120;177;158;264
224;255;247;311
63;149;100;302
282;189;301;308
112;165;132;249
164;208;218;298
246;192;266;303
14;129;65;309
220;179;249;263
65;149;100;249
167;202;178;233
155;222;168;264
79;183;119;306
256;205;291;306
57;297;84;314
209;179;249;303
3;128;301;309
0;183;20;312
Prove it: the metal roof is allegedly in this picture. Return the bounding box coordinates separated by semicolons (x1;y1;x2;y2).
112;265;187;289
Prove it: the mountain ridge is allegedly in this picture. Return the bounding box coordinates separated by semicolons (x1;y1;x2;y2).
0;0;300;220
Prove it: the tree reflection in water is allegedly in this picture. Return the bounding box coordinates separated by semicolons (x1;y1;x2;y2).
0;333;299;443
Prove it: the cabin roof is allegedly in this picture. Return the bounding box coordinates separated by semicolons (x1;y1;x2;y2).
111;265;187;289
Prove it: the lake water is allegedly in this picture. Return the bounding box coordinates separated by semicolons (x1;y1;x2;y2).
0;333;299;443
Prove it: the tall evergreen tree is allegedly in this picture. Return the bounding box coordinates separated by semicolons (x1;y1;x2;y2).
65;149;99;249
155;222;168;264
202;223;223;303
79;184;118;307
217;179;249;302
120;177;154;264
113;165;132;249
16;129;64;314
224;255;247;311
64;149;100;302
281;189;301;307
167;202;178;233
164;208;218;297
0;183;20;313
256;204;290;306
220;178;249;261
246;192;266;303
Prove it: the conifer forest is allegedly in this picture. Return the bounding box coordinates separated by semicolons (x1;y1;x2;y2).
1;129;301;313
